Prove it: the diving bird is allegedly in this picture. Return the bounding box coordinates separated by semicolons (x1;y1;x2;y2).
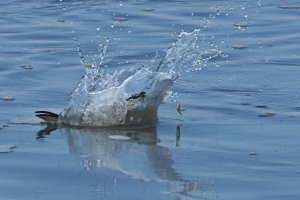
36;68;173;127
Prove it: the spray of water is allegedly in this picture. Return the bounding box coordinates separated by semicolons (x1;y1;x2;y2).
60;28;224;127
157;29;224;77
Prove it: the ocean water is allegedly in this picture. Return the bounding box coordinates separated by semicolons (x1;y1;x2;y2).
1;0;300;199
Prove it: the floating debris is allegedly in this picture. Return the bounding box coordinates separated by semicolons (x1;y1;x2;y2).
248;152;257;156
109;135;131;141
233;22;250;29
255;104;268;109
0;144;16;153
0;96;15;101
113;17;128;22
20;65;33;69
278;5;300;9
240;102;251;106
143;8;155;12
232;45;248;50
258;112;277;117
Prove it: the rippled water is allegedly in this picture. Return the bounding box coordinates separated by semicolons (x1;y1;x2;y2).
1;0;300;199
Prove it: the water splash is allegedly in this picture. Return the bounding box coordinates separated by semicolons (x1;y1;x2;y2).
157;29;223;77
61;29;223;127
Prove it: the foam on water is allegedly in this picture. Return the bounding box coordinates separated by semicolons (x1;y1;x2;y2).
60;29;222;127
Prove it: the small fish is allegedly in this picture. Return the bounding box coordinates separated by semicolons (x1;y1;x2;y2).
176;101;183;115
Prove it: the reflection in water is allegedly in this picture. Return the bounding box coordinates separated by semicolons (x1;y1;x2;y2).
37;125;202;199
36;124;57;139
176;124;182;147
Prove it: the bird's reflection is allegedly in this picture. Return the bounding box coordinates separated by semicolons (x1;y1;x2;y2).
176;124;182;147
37;124;201;199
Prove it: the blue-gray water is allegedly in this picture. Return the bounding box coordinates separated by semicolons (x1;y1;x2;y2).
1;0;300;199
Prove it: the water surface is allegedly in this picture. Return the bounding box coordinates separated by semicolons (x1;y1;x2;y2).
1;0;300;199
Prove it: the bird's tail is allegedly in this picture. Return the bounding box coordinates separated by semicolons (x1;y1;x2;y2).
35;111;59;124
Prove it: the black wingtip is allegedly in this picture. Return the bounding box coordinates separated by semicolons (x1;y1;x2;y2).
35;111;59;117
35;111;59;123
